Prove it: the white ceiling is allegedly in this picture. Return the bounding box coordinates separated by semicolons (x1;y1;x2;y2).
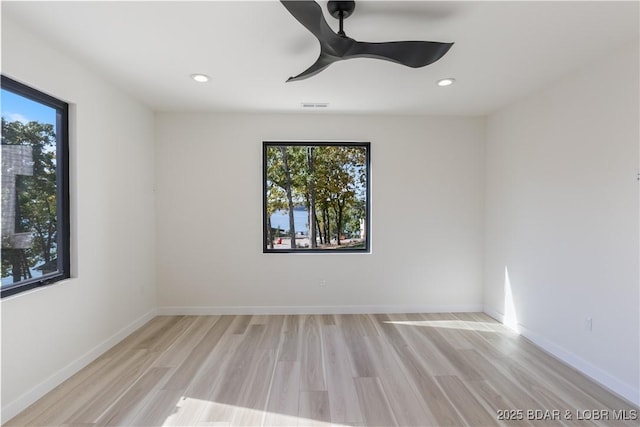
3;1;638;115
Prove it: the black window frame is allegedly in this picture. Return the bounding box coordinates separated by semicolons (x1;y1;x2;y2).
263;141;371;254
1;75;70;298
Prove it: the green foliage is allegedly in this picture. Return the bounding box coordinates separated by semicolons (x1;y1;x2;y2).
1;117;58;280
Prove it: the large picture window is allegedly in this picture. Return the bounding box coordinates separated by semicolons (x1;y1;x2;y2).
263;141;370;253
1;76;70;297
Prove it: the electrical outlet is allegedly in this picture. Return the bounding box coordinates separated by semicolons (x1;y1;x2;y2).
585;317;592;332
319;280;326;287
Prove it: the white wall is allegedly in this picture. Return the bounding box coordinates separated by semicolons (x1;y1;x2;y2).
1;18;157;421
484;41;640;404
155;113;485;313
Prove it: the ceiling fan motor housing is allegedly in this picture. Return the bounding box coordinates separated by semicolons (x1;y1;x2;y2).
327;1;356;19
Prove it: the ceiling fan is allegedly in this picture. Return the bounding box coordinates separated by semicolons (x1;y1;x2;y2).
281;0;454;82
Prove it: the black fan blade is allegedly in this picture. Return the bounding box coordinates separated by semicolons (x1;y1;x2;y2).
287;52;339;82
281;0;354;81
280;0;340;46
347;40;454;68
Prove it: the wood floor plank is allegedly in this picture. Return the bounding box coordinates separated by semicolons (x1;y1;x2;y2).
498;358;598;427
384;313;459;377
457;322;516;360
339;315;377;377
354;377;398;427
108;316;178;354
4;355;114;427
300;315;326;391
358;314;381;337
436;375;500;426
249;314;269;325
131;316;190;352
264;361;301;426
161;331;245;426
515;352;635;427
299;391;332;426
456;350;568;426
321;324;364;425
521;347;638;420
365;325;437;426
200;324;266;424
409;319;483;381
181;329;241;400
7;313;638;427
457;348;560;423
395;344;467;426
127;388;184;426
95;367;171;426
257;315;285;350
151;316;220;368
321;314;336;325
63;349;160;425
161;315;235;392
419;313;476;350
157;328;240;427
232;315;252;334
30;349;152;426
231;349;277;426
464;379;534;427
279;315;302;362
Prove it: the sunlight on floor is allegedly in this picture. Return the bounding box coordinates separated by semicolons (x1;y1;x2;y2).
383;320;502;332
163;396;350;427
504;266;520;333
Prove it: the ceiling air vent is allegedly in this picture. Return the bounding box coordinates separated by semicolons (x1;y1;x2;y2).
301;102;329;109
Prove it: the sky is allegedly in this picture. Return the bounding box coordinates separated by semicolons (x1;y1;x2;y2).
1;89;56;125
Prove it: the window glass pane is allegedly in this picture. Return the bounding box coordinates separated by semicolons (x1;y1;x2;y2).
263;142;370;253
1;80;68;295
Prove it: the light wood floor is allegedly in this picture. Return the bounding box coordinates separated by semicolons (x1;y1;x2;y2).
6;313;638;427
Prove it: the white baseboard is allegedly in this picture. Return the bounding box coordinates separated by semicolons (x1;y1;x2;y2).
157;304;484;316
1;309;157;423
483;306;640;407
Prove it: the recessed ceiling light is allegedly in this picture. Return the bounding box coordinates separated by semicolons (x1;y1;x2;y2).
191;74;210;83
437;78;456;87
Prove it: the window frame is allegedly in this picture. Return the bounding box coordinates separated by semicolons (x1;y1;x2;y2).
262;141;371;254
1;75;70;298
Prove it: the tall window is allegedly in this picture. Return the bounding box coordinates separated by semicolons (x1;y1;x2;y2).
263;141;370;253
1;76;70;297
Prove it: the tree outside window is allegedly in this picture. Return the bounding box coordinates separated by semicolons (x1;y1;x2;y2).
263;142;370;253
1;76;70;297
